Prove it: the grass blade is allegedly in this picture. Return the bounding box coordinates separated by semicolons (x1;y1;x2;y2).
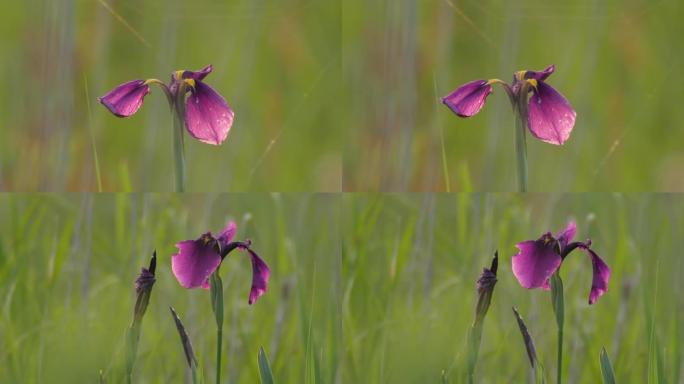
600;347;616;384
258;346;275;384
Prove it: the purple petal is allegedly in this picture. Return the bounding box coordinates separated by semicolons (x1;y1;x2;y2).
527;81;576;145
216;221;237;250
524;65;555;81
171;236;222;289
556;221;577;250
99;80;150;117
245;249;270;305
512;237;562;289
184;81;234;145
580;246;611;305
442;80;493;117
182;65;213;81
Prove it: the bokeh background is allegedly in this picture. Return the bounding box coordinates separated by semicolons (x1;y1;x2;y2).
0;0;341;192
343;0;684;191
343;193;683;382
0;194;341;382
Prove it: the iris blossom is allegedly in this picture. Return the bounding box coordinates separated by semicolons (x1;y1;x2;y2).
171;221;270;305
442;64;576;145
99;65;234;145
511;221;610;305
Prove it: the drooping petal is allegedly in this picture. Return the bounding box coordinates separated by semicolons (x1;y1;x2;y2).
442;80;493;117
527;81;576;145
216;221;237;250
184;81;234;145
512;237;562;289
182;65;213;81
171;235;222;289
524;65;555;81
579;245;611;305
245;248;270;305
556;220;577;250
99;80;150;117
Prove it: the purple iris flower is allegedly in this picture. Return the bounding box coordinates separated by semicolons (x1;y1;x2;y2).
171;221;270;305
511;221;610;305
442;65;576;145
99;65;234;145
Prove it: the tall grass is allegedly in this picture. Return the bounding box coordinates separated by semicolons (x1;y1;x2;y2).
0;0;341;192
341;193;684;382
0;194;341;382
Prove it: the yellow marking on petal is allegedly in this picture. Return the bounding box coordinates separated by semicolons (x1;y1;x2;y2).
526;79;538;89
174;70;184;81
515;71;526;81
184;78;196;89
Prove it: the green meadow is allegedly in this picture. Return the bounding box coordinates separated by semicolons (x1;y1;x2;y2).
0;0;341;192
1;193;681;382
343;0;684;192
0;194;341;383
342;193;682;382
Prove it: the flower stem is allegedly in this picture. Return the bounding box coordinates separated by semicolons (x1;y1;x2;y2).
550;272;565;384
172;108;186;192
514;109;528;192
210;272;224;384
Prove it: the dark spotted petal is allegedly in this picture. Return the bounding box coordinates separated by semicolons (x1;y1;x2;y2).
99;80;150;117
442;80;493;117
527;81;576;145
184;81;234;145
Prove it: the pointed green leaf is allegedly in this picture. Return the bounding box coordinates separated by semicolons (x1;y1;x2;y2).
600;347;616;384
258;346;275;384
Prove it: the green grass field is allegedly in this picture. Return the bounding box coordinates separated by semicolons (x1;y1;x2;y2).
342;193;682;382
0;0;340;192
1;193;681;382
343;0;684;192
0;194;341;383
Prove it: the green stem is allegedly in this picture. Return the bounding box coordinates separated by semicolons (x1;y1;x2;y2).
210;272;224;384
216;325;222;384
172;107;186;192
514;109;528;192
557;327;563;384
550;272;565;384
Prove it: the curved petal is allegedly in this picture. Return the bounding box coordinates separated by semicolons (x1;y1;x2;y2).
442;80;493;117
527;81;576;145
524;65;555;81
579;245;610;304
216;221;237;250
512;237;562;289
182;65;213;81
245;248;270;304
184;81;234;145
556;220;577;250
171;235;222;289
99;80;149;117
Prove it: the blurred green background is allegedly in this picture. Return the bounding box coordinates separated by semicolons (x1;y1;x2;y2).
0;193;341;382
343;193;683;382
0;0;340;192
343;0;684;191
